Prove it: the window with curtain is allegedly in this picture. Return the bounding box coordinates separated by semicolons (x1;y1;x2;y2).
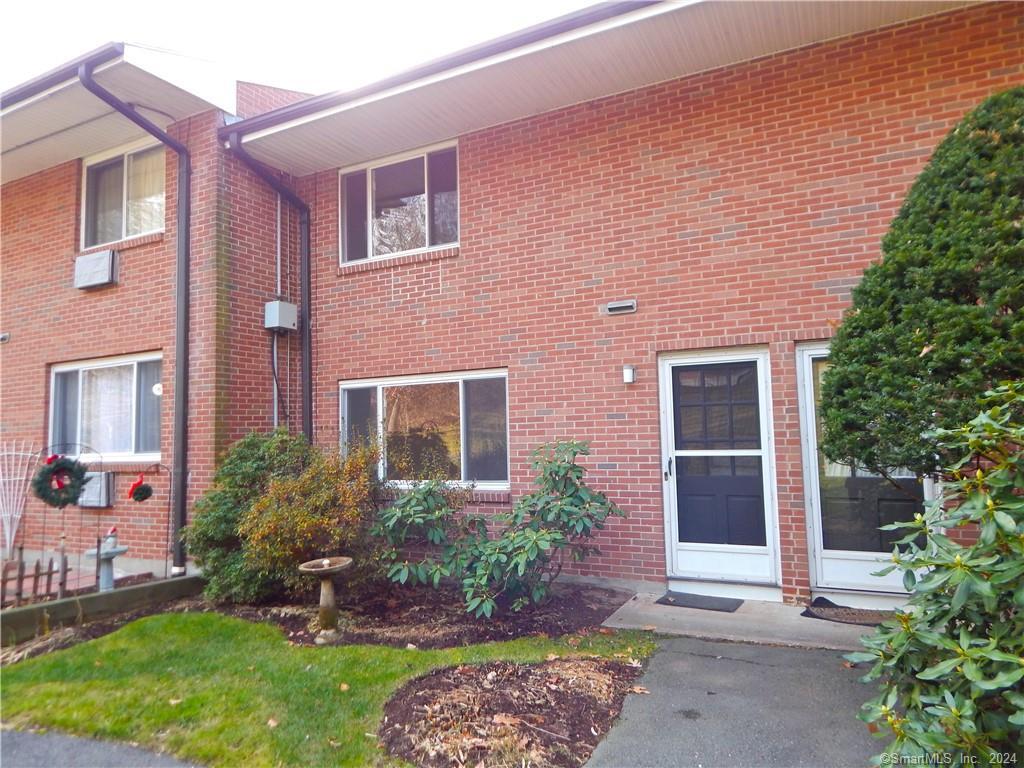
83;145;165;248
341;372;507;485
51;356;162;458
341;146;458;262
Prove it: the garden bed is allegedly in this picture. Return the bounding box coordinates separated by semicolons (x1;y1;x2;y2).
239;582;633;649
380;657;644;768
1;582;632;664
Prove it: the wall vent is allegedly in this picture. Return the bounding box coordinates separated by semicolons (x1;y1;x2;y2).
603;299;638;315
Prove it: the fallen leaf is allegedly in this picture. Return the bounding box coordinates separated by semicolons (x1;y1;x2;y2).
492;714;520;726
841;661;855;669
867;723;880;734
339;683;350;692
328;739;341;749
93;660;103;667
566;637;581;647
630;686;650;695
642;624;658;632
545;653;559;661
267;718;279;728
406;643;418;650
168;699;182;706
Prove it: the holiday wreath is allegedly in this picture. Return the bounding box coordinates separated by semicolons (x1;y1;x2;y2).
32;454;89;508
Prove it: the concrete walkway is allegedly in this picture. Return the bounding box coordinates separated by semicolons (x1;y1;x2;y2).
588;635;879;768
1;730;193;768
604;592;872;651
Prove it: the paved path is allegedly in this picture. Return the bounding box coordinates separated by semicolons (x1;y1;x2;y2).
604;592;872;651
588;636;879;768
1;730;193;768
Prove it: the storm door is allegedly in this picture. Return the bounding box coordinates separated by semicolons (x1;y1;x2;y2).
660;351;778;584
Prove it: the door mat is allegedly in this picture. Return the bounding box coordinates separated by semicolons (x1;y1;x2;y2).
655;591;743;613
800;596;894;627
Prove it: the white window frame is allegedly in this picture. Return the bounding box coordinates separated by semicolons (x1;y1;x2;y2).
80;138;166;251
337;141;459;265
49;351;163;462
796;343;935;593
339;368;508;490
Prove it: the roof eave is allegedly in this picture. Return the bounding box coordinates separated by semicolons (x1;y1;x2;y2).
217;1;658;141
1;42;124;109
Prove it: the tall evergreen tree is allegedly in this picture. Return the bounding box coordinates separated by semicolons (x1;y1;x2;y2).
821;87;1024;476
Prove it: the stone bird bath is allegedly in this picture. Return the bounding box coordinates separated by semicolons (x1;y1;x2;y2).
298;556;352;644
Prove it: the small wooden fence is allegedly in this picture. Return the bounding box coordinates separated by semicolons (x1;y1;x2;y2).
1;548;71;608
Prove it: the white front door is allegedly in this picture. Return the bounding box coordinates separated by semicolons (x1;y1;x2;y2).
659;349;779;586
797;345;928;593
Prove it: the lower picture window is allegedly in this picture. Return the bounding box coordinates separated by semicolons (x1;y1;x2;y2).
341;371;508;484
50;354;162;458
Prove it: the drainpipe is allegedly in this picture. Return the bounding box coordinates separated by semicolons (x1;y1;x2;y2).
78;62;191;575
226;132;313;440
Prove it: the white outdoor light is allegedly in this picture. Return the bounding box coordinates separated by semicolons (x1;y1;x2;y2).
622;365;636;384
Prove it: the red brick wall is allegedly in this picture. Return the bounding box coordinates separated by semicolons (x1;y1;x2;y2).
222;155;303;442
301;3;1024;601
235;82;312;120
0;108;263;565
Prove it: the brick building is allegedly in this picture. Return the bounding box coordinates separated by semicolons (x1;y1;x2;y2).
2;2;1022;605
0;44;307;578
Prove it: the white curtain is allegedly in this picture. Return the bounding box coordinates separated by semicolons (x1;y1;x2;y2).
81;365;133;454
127;147;165;236
88;161;123;246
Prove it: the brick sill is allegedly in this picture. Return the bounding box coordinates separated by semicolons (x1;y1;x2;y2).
78;232;164;256
379;487;510;505
470;490;511;505
338;245;459;276
82;461;164;474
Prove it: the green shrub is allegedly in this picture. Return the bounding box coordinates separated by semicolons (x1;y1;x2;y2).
847;382;1024;761
239;443;382;592
183;429;312;602
821;87;1024;478
375;441;625;618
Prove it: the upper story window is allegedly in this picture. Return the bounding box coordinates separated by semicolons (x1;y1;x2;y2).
82;142;165;249
50;353;163;460
340;144;458;263
340;370;507;487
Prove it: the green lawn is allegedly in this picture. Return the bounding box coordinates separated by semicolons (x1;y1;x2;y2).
2;612;655;767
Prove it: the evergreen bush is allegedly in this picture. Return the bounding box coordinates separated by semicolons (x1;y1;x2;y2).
183;429;312;602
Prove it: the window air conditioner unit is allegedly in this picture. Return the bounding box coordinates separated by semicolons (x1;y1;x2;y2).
74;250;116;289
78;471;113;508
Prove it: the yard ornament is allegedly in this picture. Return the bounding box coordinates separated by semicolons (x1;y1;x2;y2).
127;474;154;502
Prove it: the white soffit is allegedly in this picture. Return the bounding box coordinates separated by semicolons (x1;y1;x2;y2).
1;44;236;184
239;0;973;177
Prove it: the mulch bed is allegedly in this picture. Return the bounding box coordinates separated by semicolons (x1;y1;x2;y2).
379;658;644;768
209;582;631;648
0;582;632;663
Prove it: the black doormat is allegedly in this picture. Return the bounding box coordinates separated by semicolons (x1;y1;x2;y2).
800;596;894;627
655;591;743;613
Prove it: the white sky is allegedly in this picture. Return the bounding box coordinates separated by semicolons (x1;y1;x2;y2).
1;0;595;95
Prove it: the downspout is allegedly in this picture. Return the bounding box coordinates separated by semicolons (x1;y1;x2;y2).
225;132;313;439
78;61;192;575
